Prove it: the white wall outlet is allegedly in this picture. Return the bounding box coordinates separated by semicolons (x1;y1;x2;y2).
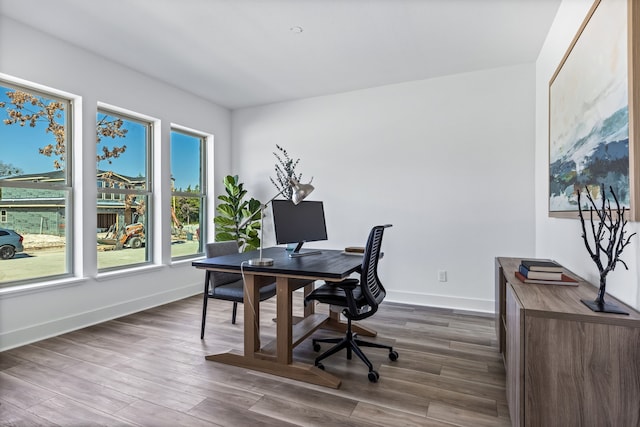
438;270;447;282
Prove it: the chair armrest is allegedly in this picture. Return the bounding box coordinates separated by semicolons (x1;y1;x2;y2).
333;278;360;316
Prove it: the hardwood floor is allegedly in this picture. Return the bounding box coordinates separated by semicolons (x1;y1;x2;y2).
0;294;511;426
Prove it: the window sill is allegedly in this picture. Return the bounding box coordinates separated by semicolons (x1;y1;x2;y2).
0;276;88;299
170;255;205;268
95;263;163;282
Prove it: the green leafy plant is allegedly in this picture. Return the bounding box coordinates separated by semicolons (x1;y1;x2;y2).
214;175;262;252
270;144;303;200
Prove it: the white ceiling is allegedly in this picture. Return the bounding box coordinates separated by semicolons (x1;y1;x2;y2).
0;0;561;110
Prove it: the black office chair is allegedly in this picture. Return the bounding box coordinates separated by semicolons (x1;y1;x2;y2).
304;224;398;382
200;241;277;339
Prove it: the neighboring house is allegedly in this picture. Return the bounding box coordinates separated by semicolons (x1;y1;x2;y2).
96;170;146;231
0;170;145;235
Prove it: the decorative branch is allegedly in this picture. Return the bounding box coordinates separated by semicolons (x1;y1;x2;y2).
577;184;636;306
270;144;302;200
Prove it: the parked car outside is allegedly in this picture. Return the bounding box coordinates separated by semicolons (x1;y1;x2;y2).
0;228;24;259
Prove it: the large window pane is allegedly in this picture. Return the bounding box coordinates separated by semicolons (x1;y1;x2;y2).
170;129;205;259
96;109;151;271
0;82;72;286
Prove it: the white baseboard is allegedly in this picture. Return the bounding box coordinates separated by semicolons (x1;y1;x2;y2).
385;290;495;314
2;286;495;351
0;282;201;351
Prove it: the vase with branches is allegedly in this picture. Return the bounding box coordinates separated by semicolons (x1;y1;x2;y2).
577;184;636;314
270;144;304;201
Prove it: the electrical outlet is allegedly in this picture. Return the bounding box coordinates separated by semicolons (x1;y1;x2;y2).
438;270;447;282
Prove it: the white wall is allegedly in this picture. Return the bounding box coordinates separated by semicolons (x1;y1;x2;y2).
9;2;620;350
535;0;639;310
0;17;232;350
231;64;537;312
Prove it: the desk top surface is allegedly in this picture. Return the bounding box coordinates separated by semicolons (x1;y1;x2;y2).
192;247;362;280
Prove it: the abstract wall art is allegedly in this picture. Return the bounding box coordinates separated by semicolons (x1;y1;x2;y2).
549;0;640;220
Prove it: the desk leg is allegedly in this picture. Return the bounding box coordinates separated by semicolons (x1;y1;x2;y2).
244;274;260;356
205;273;341;389
276;276;293;364
303;282;315;317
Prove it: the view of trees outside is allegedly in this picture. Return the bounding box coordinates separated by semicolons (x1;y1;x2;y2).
0;83;71;285
0;81;206;285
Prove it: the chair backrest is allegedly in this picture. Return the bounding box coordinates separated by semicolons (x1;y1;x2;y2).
205;241;242;287
359;224;392;310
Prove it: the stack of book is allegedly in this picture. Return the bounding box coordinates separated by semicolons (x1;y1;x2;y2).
344;246;365;254
515;260;578;285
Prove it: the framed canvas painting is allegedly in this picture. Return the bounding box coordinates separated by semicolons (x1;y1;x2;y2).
549;0;640;220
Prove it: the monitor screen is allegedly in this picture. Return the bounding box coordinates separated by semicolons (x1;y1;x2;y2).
271;200;328;250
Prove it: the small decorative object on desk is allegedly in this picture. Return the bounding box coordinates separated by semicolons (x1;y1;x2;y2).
343;247;365;256
577;184;636;314
344;246;365;253
515;260;578;286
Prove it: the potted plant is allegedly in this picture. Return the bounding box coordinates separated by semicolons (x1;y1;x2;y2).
214;175;262;252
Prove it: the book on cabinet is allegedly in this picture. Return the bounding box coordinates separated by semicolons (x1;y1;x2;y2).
514;271;578;286
520;259;563;272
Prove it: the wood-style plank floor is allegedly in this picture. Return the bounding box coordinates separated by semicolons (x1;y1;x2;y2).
0;294;511;426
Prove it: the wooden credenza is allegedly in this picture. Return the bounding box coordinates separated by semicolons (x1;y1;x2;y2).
495;257;640;427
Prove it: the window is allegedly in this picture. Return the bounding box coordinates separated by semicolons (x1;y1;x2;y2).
0;81;72;285
170;128;206;259
96;108;152;271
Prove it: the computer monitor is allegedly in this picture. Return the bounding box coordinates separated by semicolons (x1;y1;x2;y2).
271;199;327;255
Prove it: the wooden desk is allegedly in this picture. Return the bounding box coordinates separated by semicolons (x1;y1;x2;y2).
192;247;376;388
495;257;640;427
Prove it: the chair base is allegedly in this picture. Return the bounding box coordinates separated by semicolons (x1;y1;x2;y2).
312;319;397;382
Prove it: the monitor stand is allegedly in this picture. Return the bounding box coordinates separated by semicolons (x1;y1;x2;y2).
288;241;322;258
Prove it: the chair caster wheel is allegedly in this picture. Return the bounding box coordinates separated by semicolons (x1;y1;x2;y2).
313;343;321;352
389;350;399;361
368;370;379;382
316;363;325;371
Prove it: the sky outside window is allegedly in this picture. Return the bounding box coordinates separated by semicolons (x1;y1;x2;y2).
2;86;198;192
0;85;67;176
96;112;147;179
170;130;202;191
